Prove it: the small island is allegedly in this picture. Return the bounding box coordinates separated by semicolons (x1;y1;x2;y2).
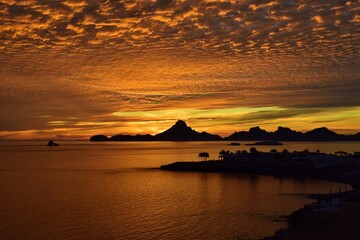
246;141;283;146
228;142;240;146
47;140;59;146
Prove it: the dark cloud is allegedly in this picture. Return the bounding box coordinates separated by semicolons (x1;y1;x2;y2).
154;0;174;9
70;1;99;24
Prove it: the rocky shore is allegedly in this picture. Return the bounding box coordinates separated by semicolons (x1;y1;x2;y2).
262;175;360;240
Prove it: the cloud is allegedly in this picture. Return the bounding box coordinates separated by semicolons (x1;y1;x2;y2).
0;0;359;138
0;0;358;54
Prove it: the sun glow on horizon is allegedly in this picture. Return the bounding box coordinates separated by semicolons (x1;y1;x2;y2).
1;106;359;140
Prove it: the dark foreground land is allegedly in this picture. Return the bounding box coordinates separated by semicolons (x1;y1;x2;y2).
161;158;360;240
263;188;360;240
264;196;360;240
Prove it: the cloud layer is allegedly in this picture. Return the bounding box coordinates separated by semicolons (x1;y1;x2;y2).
1;0;359;55
0;0;359;138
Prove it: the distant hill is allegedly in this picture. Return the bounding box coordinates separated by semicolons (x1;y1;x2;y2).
225;126;354;141
350;132;360;141
90;135;109;141
302;127;346;141
90;121;360;142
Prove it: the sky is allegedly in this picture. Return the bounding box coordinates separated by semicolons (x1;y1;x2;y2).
0;0;360;140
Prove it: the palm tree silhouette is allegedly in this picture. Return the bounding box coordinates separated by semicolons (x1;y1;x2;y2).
198;152;209;161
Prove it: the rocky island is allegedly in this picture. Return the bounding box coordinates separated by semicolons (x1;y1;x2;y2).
246;141;283;146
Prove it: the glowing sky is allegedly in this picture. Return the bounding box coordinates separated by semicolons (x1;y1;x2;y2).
0;0;360;139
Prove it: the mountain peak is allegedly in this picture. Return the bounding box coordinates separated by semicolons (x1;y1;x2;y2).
174;120;187;128
249;126;267;133
276;126;296;133
277;126;291;131
307;127;333;134
303;127;341;140
313;127;329;131
155;120;221;141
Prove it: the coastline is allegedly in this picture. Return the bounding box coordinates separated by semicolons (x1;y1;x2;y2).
262;186;360;240
160;160;359;185
160;160;360;240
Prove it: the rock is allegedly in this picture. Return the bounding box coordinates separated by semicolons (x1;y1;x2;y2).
47;140;59;146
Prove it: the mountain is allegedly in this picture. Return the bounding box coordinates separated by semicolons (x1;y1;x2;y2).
248;126;271;140
226;126;277;141
355;132;360;140
154;120;222;141
90;121;360;142
226;126;270;141
90;120;222;141
302;127;346;141
353;132;360;141
225;126;350;141
273;127;303;141
347;132;360;141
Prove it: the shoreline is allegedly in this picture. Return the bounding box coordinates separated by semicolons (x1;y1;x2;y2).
160;160;360;240
160;160;359;186
263;189;360;240
262;177;360;240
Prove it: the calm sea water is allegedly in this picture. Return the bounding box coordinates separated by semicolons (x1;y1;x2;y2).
0;141;357;240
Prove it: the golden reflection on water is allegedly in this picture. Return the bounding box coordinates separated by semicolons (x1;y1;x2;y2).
0;141;353;239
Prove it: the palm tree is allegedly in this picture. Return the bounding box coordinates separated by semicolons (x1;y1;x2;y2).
198;152;210;161
219;150;226;160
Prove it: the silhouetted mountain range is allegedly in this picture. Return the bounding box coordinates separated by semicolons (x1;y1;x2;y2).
90;120;360;142
226;126;359;141
90;120;222;141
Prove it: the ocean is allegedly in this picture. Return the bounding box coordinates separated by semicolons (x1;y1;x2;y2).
0;141;357;240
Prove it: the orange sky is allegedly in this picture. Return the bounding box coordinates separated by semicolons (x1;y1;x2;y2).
0;0;360;140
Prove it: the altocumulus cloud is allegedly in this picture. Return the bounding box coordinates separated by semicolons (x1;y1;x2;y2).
0;0;360;138
0;0;359;55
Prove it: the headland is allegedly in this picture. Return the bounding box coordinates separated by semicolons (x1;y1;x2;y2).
161;148;360;240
